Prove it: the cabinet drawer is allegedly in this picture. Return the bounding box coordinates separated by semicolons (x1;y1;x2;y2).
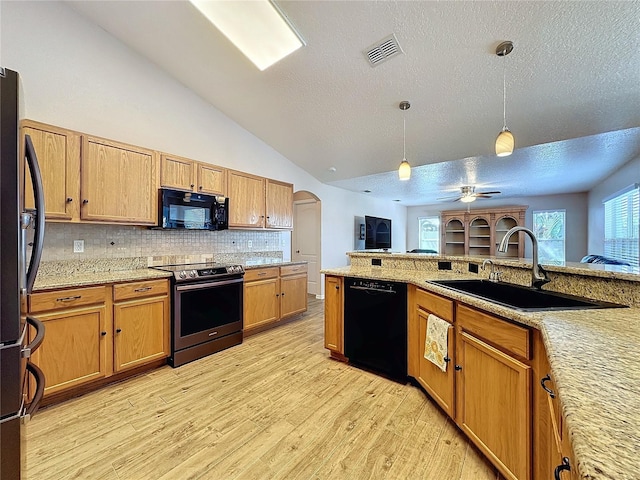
244;267;279;282
280;264;308;276
416;288;453;321
456;304;530;359
113;279;169;302
29;286;107;313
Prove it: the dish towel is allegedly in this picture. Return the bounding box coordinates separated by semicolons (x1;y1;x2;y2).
424;314;451;373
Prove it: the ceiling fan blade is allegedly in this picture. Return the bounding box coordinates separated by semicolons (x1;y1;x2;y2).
476;190;501;195
474;194;494;198
437;195;462;202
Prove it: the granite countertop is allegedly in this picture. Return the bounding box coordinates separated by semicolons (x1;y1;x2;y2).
33;268;173;291
33;258;308;291
322;265;640;480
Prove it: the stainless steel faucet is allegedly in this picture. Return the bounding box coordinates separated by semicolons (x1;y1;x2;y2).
481;259;500;282
498;226;550;289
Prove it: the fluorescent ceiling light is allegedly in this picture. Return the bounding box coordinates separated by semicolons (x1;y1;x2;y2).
190;0;305;71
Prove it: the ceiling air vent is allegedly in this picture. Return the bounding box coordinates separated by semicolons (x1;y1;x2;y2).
363;34;403;67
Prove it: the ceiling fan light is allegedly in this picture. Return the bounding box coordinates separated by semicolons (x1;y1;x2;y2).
398;159;411;180
495;129;514;157
460;195;476;203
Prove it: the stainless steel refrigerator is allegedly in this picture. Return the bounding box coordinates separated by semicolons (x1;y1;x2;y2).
0;67;46;478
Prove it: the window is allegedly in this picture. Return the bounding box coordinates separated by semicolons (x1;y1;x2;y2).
418;216;440;253
533;210;566;264
604;184;639;267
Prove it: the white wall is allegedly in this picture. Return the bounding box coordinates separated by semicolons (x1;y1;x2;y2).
407;192;588;262
588;155;640;254
0;1;407;282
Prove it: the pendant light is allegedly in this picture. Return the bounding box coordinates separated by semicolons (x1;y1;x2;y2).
495;41;514;157
398;100;411;181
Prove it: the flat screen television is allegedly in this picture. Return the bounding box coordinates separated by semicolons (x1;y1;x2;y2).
365;215;392;250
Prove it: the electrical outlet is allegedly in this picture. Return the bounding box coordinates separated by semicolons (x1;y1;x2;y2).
247;240;252;249
73;240;84;253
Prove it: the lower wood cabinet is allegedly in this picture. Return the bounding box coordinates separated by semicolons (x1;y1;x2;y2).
410;288;455;418
29;286;109;396
112;279;170;373
244;264;308;333
455;317;531;480
28;279;170;398
324;275;344;356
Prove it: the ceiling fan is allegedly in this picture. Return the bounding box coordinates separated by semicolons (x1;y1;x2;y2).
438;186;501;203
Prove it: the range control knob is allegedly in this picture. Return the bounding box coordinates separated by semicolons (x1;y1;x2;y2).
178;271;187;279
189;270;198;278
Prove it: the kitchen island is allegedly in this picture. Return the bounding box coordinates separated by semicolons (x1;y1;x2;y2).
322;252;640;480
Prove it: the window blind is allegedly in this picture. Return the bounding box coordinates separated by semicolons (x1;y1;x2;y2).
604;184;639;266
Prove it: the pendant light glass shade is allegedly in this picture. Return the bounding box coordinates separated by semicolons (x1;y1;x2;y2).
460;195;476;203
398;101;411;181
495;128;514;157
495;41;514;157
398;159;411;180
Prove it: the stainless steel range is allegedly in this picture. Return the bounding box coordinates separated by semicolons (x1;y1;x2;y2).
153;262;245;367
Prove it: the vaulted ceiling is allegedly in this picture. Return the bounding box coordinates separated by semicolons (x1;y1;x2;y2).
68;1;640;206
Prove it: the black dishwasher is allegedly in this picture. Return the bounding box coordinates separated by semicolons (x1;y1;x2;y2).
344;277;407;381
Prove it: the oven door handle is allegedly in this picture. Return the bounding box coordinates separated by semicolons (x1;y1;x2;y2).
175;277;244;292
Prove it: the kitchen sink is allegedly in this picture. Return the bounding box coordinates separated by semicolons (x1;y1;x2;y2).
427;279;627;311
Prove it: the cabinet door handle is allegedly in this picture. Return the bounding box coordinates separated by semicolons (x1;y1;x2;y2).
190;184;195;188
199;186;203;190
66;197;73;203
116;328;122;333
276;293;280;297
101;331;107;336
57;295;81;302
82;199;89;204
134;286;152;293
335;285;340;290
554;457;571;480
455;365;462;371
444;356;451;363
541;374;556;398
281;292;285;296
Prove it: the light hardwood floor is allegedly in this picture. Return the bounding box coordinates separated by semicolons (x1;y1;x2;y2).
26;296;499;480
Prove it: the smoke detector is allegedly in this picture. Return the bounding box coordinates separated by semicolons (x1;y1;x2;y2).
363;34;403;67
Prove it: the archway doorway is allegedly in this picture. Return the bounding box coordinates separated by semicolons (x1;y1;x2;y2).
293;191;321;296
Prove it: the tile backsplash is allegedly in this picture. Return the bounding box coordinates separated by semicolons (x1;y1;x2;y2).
41;223;291;263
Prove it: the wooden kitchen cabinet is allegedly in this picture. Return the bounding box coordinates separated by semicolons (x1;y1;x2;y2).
228;170;294;229
280;264;308;318
441;206;527;257
160;153;227;195
21;120;81;221
28;280;170;399
228;170;265;228
324;275;344;357
244;264;308;333
533;332;564;480
455;304;531;480
244;267;280;330
265;179;293;229
28;286;110;396
113;279;170;373
411;288;455;417
81;136;158;225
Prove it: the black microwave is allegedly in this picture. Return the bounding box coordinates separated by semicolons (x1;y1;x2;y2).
158;188;229;230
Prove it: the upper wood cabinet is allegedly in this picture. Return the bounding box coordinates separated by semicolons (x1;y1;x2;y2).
227;171;294;230
266;179;293;229
21;120;81;221
441;206;527;258
81;136;158;225
227;170;266;228
160;153;227;195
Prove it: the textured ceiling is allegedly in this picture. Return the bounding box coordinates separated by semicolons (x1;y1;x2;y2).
67;1;640;205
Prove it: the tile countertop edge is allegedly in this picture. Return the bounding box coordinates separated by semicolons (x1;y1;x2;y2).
321;266;640;480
